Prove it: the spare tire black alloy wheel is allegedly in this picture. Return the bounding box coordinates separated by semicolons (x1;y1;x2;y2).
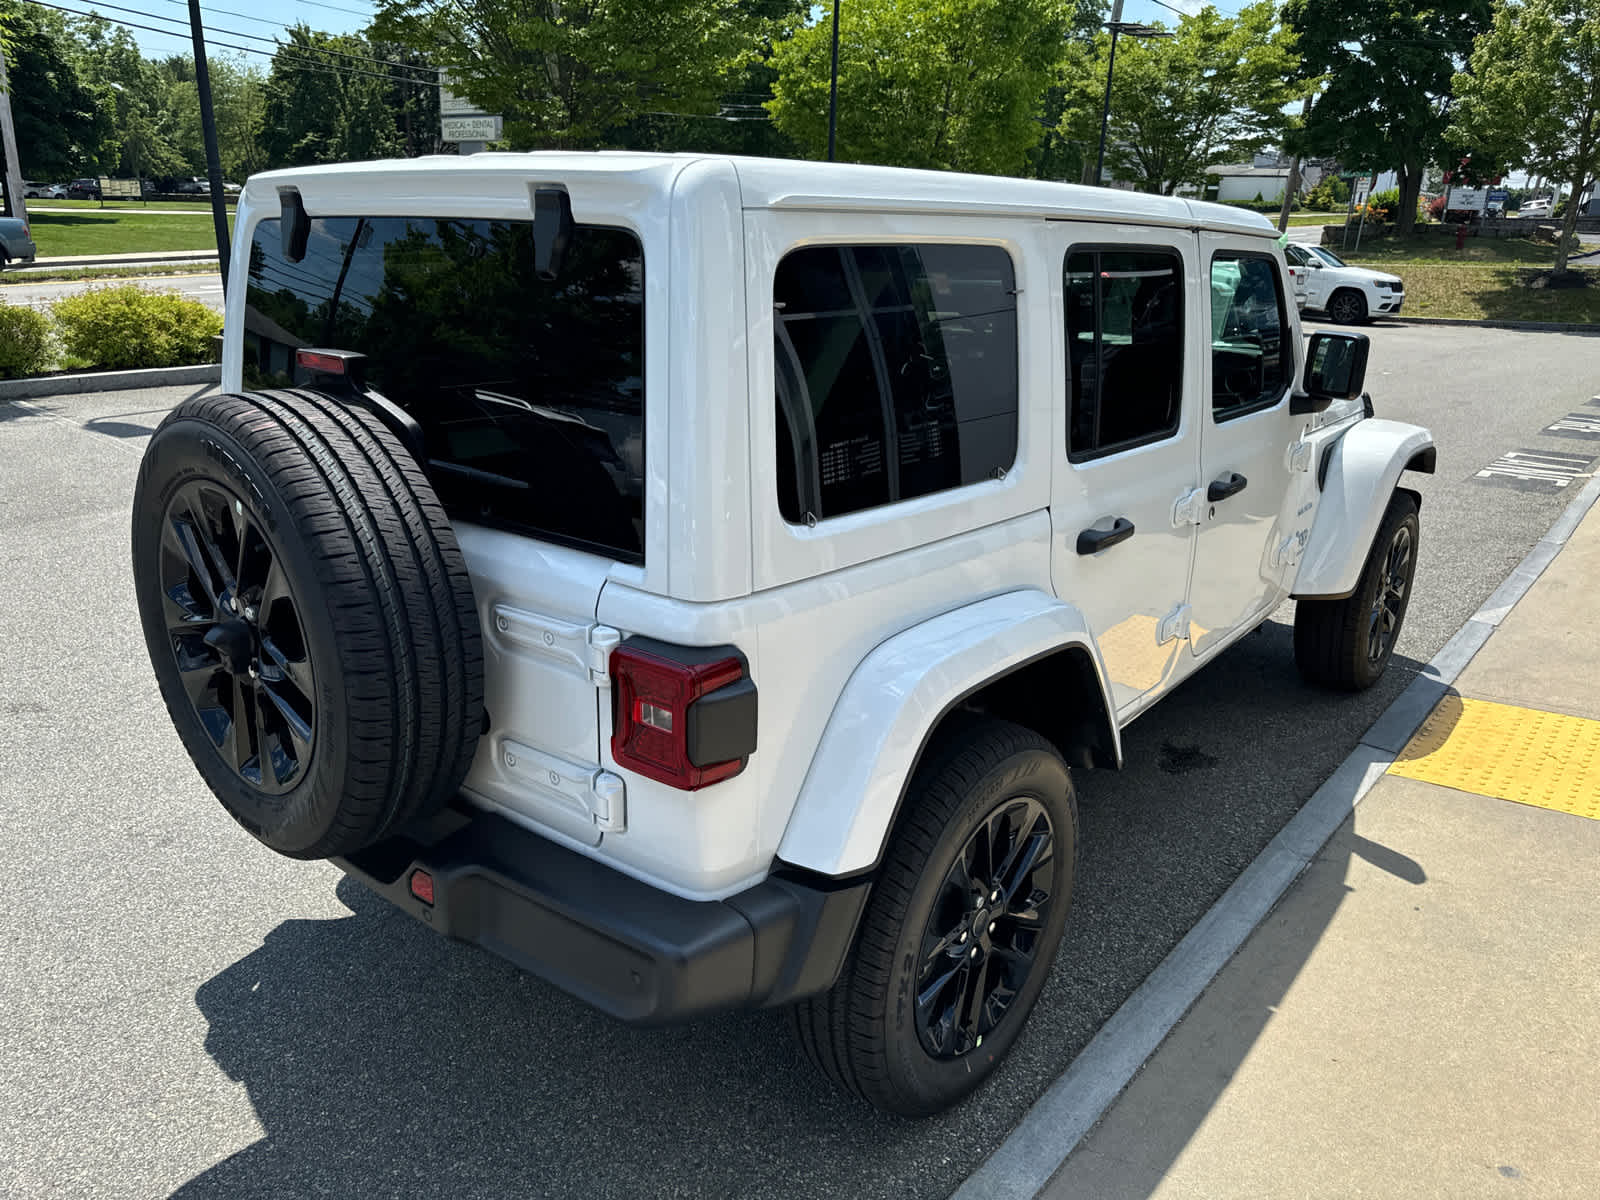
133;390;484;859
162;480;315;794
915;796;1055;1059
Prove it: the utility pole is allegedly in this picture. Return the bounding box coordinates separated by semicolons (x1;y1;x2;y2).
0;38;27;223
826;0;841;162
187;0;231;291
1093;1;1170;189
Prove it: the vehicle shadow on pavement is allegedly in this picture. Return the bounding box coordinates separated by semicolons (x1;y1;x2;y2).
177;619;1437;1200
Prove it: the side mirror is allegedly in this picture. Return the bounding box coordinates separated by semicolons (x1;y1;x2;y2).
1293;330;1370;414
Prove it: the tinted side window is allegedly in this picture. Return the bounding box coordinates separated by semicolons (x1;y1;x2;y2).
1210;253;1289;419
1065;248;1184;460
773;244;1018;525
244;216;646;562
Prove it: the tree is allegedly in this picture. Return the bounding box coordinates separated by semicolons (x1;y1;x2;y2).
370;0;777;150
1090;2;1301;195
768;0;1072;174
260;27;410;167
0;1;102;178
1285;0;1493;235
1449;0;1600;275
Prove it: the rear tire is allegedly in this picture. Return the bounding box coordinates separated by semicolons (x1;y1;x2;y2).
1294;490;1419;691
792;719;1077;1116
132;388;484;858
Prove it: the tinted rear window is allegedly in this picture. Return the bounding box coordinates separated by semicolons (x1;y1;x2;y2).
243;215;646;562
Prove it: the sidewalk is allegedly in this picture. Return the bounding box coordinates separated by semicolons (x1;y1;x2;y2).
1042;501;1600;1198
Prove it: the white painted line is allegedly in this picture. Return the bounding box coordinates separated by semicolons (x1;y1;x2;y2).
955;442;1600;1200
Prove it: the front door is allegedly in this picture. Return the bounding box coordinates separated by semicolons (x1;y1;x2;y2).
1187;236;1299;657
1048;226;1202;717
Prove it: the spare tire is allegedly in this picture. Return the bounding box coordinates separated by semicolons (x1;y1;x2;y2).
132;388;484;858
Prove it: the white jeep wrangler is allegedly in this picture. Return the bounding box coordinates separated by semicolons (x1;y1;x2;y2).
132;153;1435;1117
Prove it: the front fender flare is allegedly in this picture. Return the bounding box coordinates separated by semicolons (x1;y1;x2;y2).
1293;418;1434;599
775;590;1118;879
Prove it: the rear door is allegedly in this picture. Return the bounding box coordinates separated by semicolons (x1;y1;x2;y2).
1048;225;1202;718
1187;237;1299;658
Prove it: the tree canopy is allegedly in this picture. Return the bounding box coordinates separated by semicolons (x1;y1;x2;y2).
767;0;1073;175
1085;2;1300;195
370;0;790;150
1449;0;1600;274
1284;0;1493;233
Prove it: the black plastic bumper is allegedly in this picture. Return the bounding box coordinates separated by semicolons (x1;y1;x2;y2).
333;807;871;1024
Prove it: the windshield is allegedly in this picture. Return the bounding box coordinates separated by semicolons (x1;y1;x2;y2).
1310;247;1348;268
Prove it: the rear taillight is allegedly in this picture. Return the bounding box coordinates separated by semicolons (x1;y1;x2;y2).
611;640;757;790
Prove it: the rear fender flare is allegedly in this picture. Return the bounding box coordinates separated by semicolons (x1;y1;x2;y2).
775;590;1119;879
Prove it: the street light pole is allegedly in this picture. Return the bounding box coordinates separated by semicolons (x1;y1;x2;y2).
1093;23;1120;187
1091;1;1171;188
827;0;841;162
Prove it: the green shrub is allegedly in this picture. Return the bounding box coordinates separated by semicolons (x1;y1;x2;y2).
1303;176;1350;211
0;301;54;379
1363;186;1402;223
51;285;222;370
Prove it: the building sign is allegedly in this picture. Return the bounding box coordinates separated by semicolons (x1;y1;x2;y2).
441;115;504;142
439;72;501;145
1446;187;1488;213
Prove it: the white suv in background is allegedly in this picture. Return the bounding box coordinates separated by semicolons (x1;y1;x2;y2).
1285;243;1405;323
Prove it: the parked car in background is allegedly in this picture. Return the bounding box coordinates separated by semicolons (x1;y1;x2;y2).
1517;197;1554;220
174;177;209;194
67;178;101;200
23;182;68;199
1284;243;1404;324
0;215;38;268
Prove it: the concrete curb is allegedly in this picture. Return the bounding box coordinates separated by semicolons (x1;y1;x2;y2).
0;364;219;400
26;250;219;270
953;468;1600;1200
1385;316;1600;334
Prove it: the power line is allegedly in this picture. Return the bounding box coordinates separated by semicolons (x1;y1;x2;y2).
292;0;378;18
25;0;436;89
140;0;435;76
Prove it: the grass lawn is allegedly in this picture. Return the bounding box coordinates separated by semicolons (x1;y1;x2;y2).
1339;236;1560;266
1287;213;1345;227
0;266;218;286
28;211;227;257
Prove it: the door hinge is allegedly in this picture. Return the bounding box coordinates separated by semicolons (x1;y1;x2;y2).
1172;487;1205;527
1158;603;1192;645
588;625;621;686
499;738;628;833
1289;442;1314;473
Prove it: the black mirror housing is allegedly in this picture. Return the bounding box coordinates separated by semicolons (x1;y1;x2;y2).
1301;330;1371;409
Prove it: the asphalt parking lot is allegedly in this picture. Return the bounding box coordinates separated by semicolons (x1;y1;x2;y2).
2;323;1597;1198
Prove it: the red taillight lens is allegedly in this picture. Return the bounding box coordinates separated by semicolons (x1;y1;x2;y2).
611;645;746;790
295;349;347;375
409;869;435;905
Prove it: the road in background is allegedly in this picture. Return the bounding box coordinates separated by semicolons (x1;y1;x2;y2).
0;272;223;310
2;326;1597;1199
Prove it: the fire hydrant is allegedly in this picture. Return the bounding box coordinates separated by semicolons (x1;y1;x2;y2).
1455;223;1467;251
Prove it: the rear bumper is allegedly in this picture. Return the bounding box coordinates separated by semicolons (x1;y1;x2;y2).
334;807;871;1024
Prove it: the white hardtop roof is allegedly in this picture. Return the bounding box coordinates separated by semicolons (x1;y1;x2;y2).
246;151;1280;240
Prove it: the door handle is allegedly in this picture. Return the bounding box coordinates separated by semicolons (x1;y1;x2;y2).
1207;472;1248;502
1077;517;1135;555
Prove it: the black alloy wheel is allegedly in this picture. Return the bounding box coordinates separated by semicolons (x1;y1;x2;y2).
1367;523;1412;667
914;796;1056;1059
160;479;316;794
1327;289;1368;325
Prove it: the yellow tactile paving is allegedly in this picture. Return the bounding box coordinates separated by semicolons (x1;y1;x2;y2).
1389;694;1600;820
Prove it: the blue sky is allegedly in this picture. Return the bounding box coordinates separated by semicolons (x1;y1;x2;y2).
107;0;374;62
